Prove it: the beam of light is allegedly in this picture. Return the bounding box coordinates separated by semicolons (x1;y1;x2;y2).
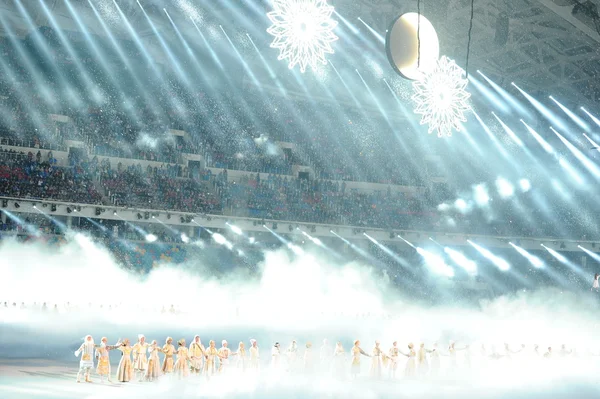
579;245;600;262
357;17;385;44
85;0;164;121
492;112;524;147
549;96;590;131
227;223;243;236
34;207;68;231
511;82;569;131
164;8;217;90
180;233;190;244
472;110;511;160
509;242;544;268
247;33;277;80
329;60;361;107
155;218;190;243
581;107;600;128
85;217;108;233
64;0;141;123
2;210;41;237
444;247;477;274
397;235;416;249
331;230;386;266
558;157;585;185
219;25;262;89
495;177;515;198
519;120;554;154
551;127;600;179
265;225;303;255
583;133;600;150
467;240;510;271
190;17;224;70
37;0;101;104
519;179;531;192
541;244;589;281
364;233;412;269
301;230;322;247
134;1;190;85
473;183;490;206
145;234;158;243
416;247;455;277
477;71;533;118
469;75;510;113
334;10;359;34
356;70;410;152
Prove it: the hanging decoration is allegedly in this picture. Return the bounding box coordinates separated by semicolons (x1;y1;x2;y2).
412;56;471;138
266;0;338;73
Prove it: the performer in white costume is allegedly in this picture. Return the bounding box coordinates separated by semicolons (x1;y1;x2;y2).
75;335;95;383
417;343;429;377
401;343;417;378
388;341;400;379
235;342;247;371
189;336;205;375
95;337;119;383
332;342;346;379
592;273;599;292
319;339;333;371
272;342;282;369
370;341;387;379
427;343;441;377
249;339;260;370
132;334;149;381
286;340;299;372
146;340;162;382
218;340;233;373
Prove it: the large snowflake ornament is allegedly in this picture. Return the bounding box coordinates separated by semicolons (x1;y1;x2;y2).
267;0;338;73
412;56;471;137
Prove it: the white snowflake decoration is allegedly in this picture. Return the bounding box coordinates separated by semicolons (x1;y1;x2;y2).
267;0;338;73
412;56;471;137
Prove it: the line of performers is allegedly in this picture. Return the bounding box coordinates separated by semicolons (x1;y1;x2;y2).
74;335;578;384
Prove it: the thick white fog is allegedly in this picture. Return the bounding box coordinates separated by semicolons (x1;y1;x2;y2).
1;234;600;398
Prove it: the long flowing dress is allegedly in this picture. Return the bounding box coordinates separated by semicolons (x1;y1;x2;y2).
189;342;205;374
388;346;400;377
236;348;247;370
146;345;162;381
332;345;346;379
116;345;134;382
351;345;369;377
249;346;260;370
370;346;385;378
162;344;175;374
417;347;429;376
404;349;417;378
132;342;149;374
304;347;314;373
174;346;190;379
204;346;218;377
428;348;441;376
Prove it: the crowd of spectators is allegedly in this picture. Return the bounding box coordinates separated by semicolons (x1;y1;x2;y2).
0;148;102;204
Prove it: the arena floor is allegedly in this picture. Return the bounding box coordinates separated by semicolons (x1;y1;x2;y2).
2;358;600;399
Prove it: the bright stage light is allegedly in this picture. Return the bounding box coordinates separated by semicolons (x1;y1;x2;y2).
416;247;454;277
510;242;544;268
454;198;468;212
412;56;471;137
473;183;490;206
266;0;338;73
519;179;531;192
213;233;227;245
468;240;510;271
495;177;514;198
444;247;477;274
181;233;190;243
145;234;158;243
229;224;243;235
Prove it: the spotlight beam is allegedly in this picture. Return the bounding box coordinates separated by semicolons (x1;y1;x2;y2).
551;127;600;179
549;96;589;131
581;107;600;128
541;244;589;281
